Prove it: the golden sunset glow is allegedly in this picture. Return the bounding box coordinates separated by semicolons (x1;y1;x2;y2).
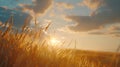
49;37;60;46
0;0;120;67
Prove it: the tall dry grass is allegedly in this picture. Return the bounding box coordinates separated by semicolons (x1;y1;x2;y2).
0;16;120;67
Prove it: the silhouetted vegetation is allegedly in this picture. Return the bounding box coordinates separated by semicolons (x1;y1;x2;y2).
0;16;120;67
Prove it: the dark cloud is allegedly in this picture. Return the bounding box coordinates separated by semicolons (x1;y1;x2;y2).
19;0;53;16
66;0;120;32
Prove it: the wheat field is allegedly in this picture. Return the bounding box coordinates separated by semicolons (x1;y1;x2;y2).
0;17;120;67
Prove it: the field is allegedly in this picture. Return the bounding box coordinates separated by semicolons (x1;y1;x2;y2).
0;17;120;67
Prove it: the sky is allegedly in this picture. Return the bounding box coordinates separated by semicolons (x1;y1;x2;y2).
0;0;120;52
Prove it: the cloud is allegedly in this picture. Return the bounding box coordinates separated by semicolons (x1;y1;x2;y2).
108;32;120;35
89;32;105;35
90;31;120;37
0;21;2;26
0;6;8;10
89;25;120;37
56;2;74;10
0;0;53;29
66;15;110;32
58;26;73;33
78;0;103;10
107;25;120;37
89;31;120;37
109;26;120;31
66;0;120;32
19;0;53;17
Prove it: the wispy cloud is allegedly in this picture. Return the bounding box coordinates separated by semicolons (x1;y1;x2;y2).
78;0;103;10
56;2;74;10
89;25;120;37
109;26;120;31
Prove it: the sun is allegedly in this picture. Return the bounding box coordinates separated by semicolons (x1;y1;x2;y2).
49;37;60;46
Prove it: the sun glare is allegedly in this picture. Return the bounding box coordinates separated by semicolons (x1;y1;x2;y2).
49;37;60;46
